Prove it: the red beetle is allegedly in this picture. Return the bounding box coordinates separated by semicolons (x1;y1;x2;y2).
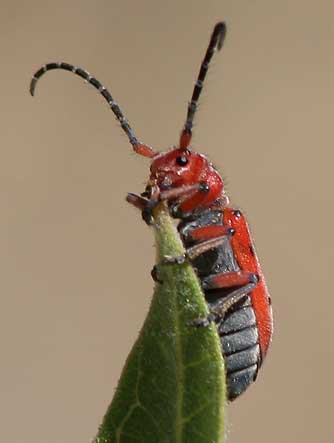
30;22;273;400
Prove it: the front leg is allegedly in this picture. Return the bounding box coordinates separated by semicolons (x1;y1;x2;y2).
126;182;210;225
126;192;157;225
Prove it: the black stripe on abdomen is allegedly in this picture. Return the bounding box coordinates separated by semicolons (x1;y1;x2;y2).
215;299;261;400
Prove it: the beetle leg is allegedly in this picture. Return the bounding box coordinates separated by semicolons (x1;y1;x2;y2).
152;233;233;283
193;273;259;327
159;182;206;202
186;224;234;242
127;182;208;226
126;192;157;225
126;192;147;210
160;230;233;266
202;271;258;290
151;265;163;284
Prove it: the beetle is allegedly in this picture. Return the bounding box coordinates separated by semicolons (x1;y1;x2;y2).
30;22;273;400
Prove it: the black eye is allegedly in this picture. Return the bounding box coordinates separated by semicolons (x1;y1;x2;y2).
176;156;188;166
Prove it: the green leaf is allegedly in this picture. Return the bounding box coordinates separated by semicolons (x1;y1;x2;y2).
95;203;226;443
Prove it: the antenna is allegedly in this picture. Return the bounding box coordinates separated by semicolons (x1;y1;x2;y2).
30;62;156;158
180;22;227;149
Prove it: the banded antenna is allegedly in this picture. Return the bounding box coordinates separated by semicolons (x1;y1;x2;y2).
180;22;227;149
29;62;156;158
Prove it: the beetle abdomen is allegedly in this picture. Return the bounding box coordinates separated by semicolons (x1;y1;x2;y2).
178;210;262;401
216;296;260;400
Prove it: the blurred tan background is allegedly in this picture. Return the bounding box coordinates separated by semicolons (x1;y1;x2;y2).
0;1;333;442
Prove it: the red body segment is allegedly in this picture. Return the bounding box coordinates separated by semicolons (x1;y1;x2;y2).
223;208;273;357
150;149;224;212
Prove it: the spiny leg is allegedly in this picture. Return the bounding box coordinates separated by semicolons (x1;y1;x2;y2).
30;62;156;158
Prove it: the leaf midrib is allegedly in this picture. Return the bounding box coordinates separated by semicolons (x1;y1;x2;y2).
173;267;184;443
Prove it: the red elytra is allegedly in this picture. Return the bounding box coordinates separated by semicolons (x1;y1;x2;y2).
30;22;272;400
223;208;272;356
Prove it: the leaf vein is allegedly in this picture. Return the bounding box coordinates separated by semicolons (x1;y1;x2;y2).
181;400;215;424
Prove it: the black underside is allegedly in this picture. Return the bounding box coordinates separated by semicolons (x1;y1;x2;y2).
178;209;260;401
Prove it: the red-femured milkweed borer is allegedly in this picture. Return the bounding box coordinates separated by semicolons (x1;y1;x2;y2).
30;22;273;400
